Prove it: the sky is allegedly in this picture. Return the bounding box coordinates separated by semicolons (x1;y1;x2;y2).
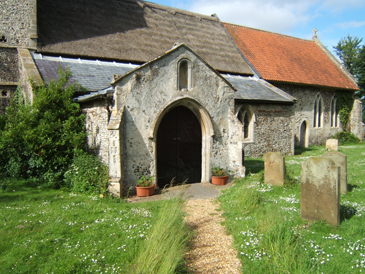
147;0;365;57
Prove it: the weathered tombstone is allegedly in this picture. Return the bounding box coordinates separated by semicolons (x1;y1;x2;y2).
326;139;339;151
322;151;347;195
301;157;340;226
263;152;285;186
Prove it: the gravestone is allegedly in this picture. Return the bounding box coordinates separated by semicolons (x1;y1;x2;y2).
263;152;285;186
326;139;339;151
301;157;340;226
322;151;347;195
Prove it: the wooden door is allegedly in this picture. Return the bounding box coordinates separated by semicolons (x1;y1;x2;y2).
157;106;202;188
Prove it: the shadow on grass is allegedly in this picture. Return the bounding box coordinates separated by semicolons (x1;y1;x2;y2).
348;184;358;192
294;146;316;155
245;158;264;174
0;193;28;203
0;190;58;203
340;204;357;222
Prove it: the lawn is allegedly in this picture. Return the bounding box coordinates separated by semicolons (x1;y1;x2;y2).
0;180;190;273
1;143;365;273
219;143;365;273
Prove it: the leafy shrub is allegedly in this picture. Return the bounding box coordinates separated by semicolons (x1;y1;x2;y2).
64;151;109;194
332;130;360;145
336;91;354;130
0;69;87;186
0;114;6;131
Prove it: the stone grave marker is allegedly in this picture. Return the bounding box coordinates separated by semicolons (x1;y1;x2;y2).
301;157;340;226
322;151;347;195
263;152;285;186
326;139;339;151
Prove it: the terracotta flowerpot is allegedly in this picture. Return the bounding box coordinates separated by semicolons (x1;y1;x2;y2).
211;175;229;185
136;184;155;197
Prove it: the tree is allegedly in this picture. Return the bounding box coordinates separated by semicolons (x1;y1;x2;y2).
334;35;365;100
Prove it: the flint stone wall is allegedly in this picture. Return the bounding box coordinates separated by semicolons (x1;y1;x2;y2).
0;47;18;114
0;48;18;82
243;103;294;158
81;100;110;165
0;85;16;115
301;157;340;226
275;83;344;146
0;0;37;48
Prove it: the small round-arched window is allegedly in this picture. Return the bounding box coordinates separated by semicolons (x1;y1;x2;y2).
178;59;191;91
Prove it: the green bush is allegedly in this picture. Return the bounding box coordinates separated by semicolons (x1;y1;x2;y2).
0;114;6;131
332;130;360;145
64;151;109;194
0;69;87;186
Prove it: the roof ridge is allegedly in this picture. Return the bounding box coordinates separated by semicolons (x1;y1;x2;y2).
223;22;313;43
142;0;219;22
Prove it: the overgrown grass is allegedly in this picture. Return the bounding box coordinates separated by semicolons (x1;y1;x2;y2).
0;179;190;273
220;143;365;273
132;199;191;274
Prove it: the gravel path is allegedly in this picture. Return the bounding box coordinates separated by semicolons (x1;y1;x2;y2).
128;181;242;273
184;198;242;273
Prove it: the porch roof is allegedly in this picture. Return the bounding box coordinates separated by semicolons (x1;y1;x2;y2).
223;75;296;104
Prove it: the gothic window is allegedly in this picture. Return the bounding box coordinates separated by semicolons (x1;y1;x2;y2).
330;95;339;127
313;94;323;128
178;59;191;91
237;105;255;142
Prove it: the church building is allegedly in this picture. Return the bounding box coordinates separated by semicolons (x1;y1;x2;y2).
0;0;360;195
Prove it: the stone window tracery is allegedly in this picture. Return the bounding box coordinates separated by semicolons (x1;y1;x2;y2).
330;95;339;128
313;93;323;128
237;105;255;143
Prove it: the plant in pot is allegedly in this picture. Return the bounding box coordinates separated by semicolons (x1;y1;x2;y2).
136;175;155;197
211;167;231;185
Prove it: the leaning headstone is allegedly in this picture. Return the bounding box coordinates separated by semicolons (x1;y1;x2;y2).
301;157;340;226
322;151;347;195
263;152;285;186
326;139;339;151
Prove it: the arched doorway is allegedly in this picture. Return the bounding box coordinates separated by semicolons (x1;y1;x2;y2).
299;121;307;147
157;106;202;188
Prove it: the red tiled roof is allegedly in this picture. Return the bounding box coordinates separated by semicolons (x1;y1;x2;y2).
223;23;358;90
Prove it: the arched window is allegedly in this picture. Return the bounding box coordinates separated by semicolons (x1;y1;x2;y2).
330;95;339;127
237;105;255;142
313;94;323;128
178;59;191;91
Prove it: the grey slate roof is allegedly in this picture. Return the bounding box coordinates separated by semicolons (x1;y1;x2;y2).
223;75;296;103
37;0;253;75
33;53;296;104
32;53;138;91
73;87;115;103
